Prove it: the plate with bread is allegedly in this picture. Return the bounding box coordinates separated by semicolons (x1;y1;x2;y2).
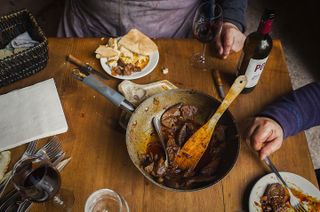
95;29;159;80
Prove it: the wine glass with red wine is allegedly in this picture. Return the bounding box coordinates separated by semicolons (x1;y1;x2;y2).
191;2;222;70
12;155;74;211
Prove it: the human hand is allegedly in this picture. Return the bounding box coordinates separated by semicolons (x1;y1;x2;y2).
213;22;246;59
245;117;284;160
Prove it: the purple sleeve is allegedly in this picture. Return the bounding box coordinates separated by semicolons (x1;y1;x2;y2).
218;0;248;32
258;82;320;138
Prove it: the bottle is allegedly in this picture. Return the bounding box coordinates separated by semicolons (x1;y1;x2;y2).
237;9;275;93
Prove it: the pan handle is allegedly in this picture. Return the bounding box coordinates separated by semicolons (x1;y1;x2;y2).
82;75;135;113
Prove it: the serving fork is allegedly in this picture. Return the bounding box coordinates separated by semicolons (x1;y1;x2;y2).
264;156;308;212
0;140;38;198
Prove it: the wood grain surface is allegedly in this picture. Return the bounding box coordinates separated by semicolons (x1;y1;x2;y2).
0;38;318;212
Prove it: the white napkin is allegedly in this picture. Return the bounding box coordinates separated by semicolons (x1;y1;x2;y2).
0;79;68;151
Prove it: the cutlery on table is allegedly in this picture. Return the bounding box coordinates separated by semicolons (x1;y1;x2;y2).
0;137;63;204
212;70;225;99
264;156;307;212
0;144;69;211
67;54;110;80
16;157;71;212
0;140;38;198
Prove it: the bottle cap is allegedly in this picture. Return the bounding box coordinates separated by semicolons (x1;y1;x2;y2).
262;9;275;20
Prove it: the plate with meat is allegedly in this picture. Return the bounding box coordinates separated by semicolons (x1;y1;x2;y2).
96;29;159;80
249;172;320;212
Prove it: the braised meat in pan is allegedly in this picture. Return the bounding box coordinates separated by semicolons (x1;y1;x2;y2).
140;103;227;189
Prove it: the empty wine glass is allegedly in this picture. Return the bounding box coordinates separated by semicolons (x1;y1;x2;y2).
85;189;129;212
12;154;74;211
191;2;223;70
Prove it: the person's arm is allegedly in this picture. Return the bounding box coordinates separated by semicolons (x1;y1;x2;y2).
214;0;247;59
218;0;247;32
259;82;320;138
246;82;320;159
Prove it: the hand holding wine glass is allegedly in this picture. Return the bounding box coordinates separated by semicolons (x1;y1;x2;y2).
191;2;223;70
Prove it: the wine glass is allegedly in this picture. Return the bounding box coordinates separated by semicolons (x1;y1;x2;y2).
191;2;223;70
85;189;129;212
12;154;74;211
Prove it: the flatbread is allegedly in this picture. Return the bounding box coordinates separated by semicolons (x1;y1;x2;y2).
0;151;11;182
95;45;119;58
118;29;158;56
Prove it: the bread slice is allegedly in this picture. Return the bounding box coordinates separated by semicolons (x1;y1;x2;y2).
118;29;158;56
0;151;11;182
95;45;119;58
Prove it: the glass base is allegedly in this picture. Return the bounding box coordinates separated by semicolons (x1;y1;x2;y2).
190;53;212;71
45;188;75;212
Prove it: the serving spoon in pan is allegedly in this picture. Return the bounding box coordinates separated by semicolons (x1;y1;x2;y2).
174;75;247;171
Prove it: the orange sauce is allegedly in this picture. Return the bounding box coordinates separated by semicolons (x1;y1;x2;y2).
290;187;320;211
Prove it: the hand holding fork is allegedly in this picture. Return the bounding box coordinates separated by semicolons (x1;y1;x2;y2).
264;157;308;212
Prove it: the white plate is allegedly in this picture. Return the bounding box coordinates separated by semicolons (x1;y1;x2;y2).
249;172;320;212
100;50;159;80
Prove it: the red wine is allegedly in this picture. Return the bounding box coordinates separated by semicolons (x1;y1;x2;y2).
22;165;61;202
194;21;222;43
238;9;275;93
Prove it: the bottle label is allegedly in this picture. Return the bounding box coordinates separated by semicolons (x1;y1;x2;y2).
244;57;269;88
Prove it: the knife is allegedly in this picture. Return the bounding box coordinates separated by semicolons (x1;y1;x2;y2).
212;70;225;99
67;54;110;80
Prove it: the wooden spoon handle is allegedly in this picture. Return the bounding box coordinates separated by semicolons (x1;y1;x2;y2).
208;75;247;129
174;75;247;171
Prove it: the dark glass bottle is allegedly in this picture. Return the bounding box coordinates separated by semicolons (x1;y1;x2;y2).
238;9;275;93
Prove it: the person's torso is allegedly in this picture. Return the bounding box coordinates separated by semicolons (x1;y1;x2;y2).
67;0;200;38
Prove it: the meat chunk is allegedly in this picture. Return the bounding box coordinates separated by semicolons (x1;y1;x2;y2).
177;122;198;147
180;105;198;120
261;183;291;212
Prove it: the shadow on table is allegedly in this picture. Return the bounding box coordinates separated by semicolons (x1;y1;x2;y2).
241;174;266;211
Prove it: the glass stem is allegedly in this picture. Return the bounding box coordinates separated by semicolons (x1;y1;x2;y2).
201;43;207;63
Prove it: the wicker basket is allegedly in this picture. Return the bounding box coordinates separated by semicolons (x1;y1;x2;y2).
0;9;48;87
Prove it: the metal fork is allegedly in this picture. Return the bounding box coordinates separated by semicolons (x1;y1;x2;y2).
264;156;308;212
0;140;38;198
36;136;63;161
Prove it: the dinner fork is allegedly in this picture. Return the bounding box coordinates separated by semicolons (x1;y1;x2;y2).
264;156;308;212
0;140;38;198
36;136;63;161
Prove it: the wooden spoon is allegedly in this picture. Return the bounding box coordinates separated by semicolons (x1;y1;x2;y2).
173;75;247;171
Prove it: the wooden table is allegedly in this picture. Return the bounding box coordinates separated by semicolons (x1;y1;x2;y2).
1;38;318;211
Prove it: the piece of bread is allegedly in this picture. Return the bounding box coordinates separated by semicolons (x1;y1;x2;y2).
0;151;11;182
119;46;134;60
118;29;158;56
95;45;119;58
108;38;118;50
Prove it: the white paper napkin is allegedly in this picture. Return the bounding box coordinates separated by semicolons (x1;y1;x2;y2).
0;79;68;151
